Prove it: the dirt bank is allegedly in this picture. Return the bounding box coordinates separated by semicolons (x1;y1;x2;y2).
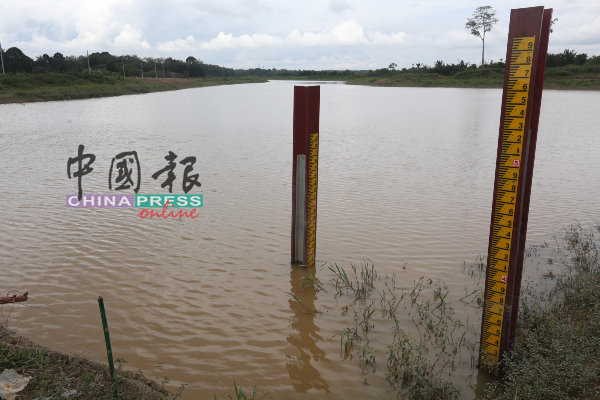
0;326;176;399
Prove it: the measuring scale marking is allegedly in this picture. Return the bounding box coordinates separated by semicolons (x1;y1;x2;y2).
481;36;535;362
306;132;319;267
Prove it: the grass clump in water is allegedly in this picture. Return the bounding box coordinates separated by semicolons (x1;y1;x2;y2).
326;261;475;399
329;260;377;301
212;380;278;400
385;279;468;400
483;223;600;399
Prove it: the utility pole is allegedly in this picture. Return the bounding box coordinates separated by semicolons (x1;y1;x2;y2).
87;50;91;73
0;42;5;74
162;63;164;78
122;56;125;78
141;59;143;78
155;62;157;78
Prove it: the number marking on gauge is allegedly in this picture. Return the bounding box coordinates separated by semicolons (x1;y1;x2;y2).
306;132;319;267
481;36;535;363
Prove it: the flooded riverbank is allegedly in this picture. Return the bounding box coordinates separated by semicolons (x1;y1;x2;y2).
1;81;599;398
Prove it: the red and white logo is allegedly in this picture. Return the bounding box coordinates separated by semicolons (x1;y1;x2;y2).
513;159;520;167
501;276;507;283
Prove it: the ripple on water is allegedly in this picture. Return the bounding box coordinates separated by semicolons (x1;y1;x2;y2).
0;83;599;398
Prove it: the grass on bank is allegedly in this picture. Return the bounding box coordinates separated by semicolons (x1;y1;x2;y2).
0;323;183;400
0;73;267;103
280;71;600;90
483;223;600;399
352;73;600;90
271;59;600;90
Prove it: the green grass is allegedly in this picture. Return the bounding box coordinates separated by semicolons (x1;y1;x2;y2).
290;223;600;399
213;380;279;400
339;73;600;90
0;73;267;103
8;84;151;101
483;223;600;399
0;338;176;399
272;65;600;90
348;69;505;88
0;72;118;90
305;260;474;399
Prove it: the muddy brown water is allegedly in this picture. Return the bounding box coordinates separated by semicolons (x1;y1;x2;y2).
1;81;599;399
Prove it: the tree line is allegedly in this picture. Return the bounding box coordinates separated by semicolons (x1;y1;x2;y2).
0;46;598;79
0;48;208;78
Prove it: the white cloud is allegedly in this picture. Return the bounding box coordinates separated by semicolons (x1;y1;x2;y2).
287;19;368;46
369;31;408;46
188;0;268;18
550;14;600;46
315;54;369;69
156;35;196;51
173;19;373;51
2;0;599;70
329;0;352;13
433;30;482;49
200;32;282;50
113;24;150;50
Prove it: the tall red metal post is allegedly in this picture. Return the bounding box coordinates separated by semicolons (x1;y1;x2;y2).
479;6;552;367
291;86;320;267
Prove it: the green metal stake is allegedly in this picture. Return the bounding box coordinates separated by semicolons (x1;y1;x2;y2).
98;296;119;400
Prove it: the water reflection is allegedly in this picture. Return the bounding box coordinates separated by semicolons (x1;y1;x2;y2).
286;264;330;393
474;368;496;398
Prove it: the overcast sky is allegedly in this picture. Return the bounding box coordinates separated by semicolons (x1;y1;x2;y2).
1;0;599;70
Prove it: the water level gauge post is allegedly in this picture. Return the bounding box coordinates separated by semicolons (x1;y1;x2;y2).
291;86;320;268
479;6;552;369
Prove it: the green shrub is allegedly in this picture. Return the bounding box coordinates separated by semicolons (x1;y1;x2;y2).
484;224;600;400
545;68;575;77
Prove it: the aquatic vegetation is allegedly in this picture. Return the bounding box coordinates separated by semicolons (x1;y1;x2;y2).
483;223;600;399
213;380;277;400
318;260;479;399
329;260;377;301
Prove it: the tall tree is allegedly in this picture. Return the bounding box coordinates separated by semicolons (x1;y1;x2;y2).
4;47;33;73
466;6;498;66
550;18;558;33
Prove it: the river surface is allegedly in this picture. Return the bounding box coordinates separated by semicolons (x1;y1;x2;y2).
1;81;599;399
